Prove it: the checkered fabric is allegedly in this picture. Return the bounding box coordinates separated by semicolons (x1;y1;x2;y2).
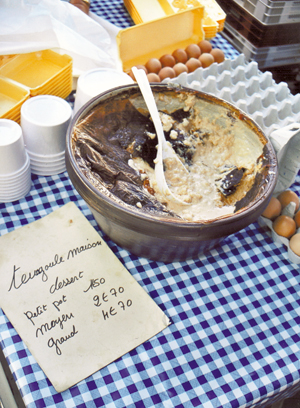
1;1;300;408
90;0;133;28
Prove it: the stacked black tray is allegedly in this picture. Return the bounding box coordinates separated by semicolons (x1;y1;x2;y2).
217;0;300;93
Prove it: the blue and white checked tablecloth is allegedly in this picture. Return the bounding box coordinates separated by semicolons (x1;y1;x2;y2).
1;1;300;408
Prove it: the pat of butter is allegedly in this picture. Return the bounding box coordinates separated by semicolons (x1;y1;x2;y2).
134;0;167;20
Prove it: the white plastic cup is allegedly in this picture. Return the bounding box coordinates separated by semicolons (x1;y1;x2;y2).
21;95;72;156
29;156;65;165
28;149;66;175
0;152;30;180
0;154;30;182
0;174;30;192
0;157;31;203
30;162;66;176
74;68;134;114
30;159;65;168
0;119;27;175
26;149;65;163
0;175;31;202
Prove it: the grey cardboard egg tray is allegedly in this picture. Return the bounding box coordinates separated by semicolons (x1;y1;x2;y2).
259;124;300;264
258;216;300;264
164;54;300;138
164;54;300;263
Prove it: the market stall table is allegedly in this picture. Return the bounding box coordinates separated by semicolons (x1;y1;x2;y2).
1;1;300;408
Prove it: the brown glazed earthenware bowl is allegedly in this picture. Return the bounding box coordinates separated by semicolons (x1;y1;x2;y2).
66;83;278;262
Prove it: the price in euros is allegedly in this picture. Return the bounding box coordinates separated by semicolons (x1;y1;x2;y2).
92;286;132;320
93;286;125;307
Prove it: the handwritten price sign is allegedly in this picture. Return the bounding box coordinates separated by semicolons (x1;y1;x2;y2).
0;203;170;392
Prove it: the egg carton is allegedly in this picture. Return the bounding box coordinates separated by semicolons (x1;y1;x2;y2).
164;53;300;138
258;215;300;264
258;127;300;268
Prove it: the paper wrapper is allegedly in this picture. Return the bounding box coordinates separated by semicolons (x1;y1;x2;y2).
0;0;122;76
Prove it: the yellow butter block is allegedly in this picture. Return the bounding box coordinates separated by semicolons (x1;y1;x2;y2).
123;0;226;39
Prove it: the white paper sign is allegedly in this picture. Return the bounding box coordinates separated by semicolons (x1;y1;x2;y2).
0;202;170;392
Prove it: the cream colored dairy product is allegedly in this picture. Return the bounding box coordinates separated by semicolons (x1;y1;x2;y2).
130;93;264;222
132;155;236;221
73;87;267;223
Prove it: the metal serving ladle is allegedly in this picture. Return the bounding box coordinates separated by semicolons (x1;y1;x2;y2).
132;67;190;205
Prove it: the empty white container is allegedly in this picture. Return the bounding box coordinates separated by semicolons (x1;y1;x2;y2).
21;95;72;156
74;68;134;114
0;119;27;175
0;119;31;202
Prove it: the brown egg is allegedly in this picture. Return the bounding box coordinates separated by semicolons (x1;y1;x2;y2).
135;64;148;73
290;233;300;256
70;0;90;14
145;58;162;74
147;73;161;82
210;48;225;63
172;48;188;63
186;57;202;73
173;62;188;76
185;44;201;59
198;40;212;54
273;215;296;238
294;210;300;228
261;196;282;220
128;65;148;80
160;54;176;67
128;71;135;81
277;190;300;211
199;53;214;68
158;67;176;80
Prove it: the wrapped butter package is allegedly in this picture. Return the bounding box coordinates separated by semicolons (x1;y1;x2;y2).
123;0;226;39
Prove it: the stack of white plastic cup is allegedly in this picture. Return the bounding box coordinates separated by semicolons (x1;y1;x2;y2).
73;68;134;114
21;95;72;176
0;119;31;203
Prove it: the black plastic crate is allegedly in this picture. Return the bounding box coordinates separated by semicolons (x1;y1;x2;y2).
217;0;300;46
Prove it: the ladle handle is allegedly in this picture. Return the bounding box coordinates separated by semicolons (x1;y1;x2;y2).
132;67;165;151
132;68;190;205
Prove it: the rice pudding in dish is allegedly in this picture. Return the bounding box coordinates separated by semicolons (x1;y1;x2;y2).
71;85;269;223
